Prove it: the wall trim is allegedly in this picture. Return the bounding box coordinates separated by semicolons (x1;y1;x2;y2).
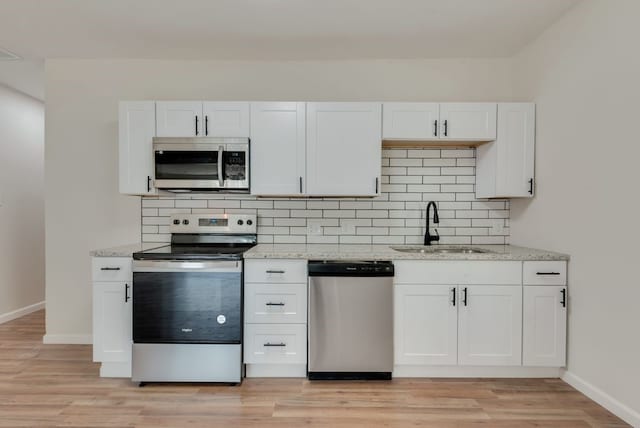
0;301;45;325
42;334;92;345
393;365;562;378
562;371;640;427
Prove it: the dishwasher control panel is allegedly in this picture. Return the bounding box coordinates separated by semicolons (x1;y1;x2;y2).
308;261;394;277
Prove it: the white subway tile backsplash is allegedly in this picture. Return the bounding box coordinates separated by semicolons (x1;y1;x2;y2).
141;148;509;245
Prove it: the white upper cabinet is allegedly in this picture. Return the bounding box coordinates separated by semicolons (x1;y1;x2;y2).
306;102;382;196
156;101;203;137
439;103;497;141
394;284;458;366
476;103;536;198
250;102;306;196
383;103;440;140
523;286;567;367
118;101;156;195
458;285;522;366
202;102;250;137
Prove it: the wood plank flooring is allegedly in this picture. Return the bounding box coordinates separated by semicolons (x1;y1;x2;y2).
0;311;628;427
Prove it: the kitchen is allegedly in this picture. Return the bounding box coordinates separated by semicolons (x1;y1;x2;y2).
1;1;639;427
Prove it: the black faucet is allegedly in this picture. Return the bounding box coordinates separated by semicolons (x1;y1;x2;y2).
424;201;440;246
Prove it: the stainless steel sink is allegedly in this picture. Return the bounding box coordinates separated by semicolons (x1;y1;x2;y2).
391;246;490;254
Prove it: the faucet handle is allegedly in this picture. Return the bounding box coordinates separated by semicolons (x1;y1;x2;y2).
433;229;440;242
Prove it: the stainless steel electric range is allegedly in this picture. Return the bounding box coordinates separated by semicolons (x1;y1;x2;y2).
131;213;256;384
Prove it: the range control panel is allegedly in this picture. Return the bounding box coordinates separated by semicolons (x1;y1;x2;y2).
169;213;257;234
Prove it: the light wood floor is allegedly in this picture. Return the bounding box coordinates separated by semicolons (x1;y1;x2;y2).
0;311;628;427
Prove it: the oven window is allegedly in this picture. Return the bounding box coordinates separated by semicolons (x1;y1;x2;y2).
133;272;241;344
155;151;219;180
222;151;246;181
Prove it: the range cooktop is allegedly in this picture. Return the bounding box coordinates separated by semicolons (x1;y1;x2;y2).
133;244;254;261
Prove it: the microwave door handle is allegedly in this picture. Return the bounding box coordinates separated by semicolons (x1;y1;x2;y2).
217;145;224;187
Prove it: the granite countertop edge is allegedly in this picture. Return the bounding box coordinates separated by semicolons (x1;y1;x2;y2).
90;243;569;262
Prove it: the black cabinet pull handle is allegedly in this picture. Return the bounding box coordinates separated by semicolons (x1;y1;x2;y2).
195;116;199;136
528;178;534;195
125;283;130;303
462;287;468;306
266;270;285;274
536;272;561;276
375;177;379;194
561;288;567;308
100;267;121;271
205;115;209;136
451;287;456;306
264;343;286;347
444;120;448;137
147;176;152;192
434;120;438;137
266;302;285;306
299;176;303;194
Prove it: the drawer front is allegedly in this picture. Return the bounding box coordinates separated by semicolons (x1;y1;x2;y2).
92;257;133;282
245;283;307;324
394;260;522;285
244;324;306;364
245;259;307;284
523;261;567;285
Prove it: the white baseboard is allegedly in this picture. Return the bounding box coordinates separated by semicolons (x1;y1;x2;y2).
562;371;640;427
245;364;307;378
0;301;45;325
42;334;92;345
393;365;563;378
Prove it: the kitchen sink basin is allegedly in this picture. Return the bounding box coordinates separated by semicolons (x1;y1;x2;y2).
391;246;490;254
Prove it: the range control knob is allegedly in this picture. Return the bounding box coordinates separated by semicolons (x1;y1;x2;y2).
237;219;244;225
182;219;189;225
246;219;253;226
173;219;180;225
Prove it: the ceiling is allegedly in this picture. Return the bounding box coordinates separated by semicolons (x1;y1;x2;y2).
0;0;580;100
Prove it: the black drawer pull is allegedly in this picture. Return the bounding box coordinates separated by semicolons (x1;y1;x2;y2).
434;120;438;137
266;270;285;274
100;267;121;271
266;302;285;306
264;342;286;347
536;272;561;276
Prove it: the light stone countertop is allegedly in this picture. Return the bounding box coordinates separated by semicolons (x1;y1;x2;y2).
90;242;569;261
243;244;569;261
90;243;166;257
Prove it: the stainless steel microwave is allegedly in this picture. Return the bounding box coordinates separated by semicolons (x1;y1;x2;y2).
153;137;249;192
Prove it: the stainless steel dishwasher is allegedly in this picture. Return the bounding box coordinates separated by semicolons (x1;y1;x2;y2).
308;260;394;380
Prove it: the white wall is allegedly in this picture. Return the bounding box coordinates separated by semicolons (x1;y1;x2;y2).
0;84;45;320
510;0;640;422
44;58;515;340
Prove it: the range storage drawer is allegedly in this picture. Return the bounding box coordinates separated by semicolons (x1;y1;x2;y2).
523;261;567;285
244;259;307;284
243;324;307;364
92;257;132;282
244;283;307;324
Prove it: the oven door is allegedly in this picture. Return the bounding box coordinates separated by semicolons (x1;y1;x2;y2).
132;260;242;344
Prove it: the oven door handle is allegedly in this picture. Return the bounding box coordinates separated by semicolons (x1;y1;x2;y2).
218;145;224;188
133;260;241;273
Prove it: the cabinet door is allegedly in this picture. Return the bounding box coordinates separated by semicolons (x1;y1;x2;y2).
382;103;440;140
439;103;497;141
523;286;567;367
458;285;522;366
92;282;132;363
250;102;306;195
118;101;156;195
156;101;202;137
202;102;250;137
394;284;458;365
306;102;382;196
476;103;535;198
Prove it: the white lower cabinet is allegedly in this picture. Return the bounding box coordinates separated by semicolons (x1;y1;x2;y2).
458;285;522;366
92;257;133;378
244;259;308;377
523;286;567;367
394;284;457;365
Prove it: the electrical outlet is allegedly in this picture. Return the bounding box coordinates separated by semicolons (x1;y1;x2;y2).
307;224;322;236
491;222;505;235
